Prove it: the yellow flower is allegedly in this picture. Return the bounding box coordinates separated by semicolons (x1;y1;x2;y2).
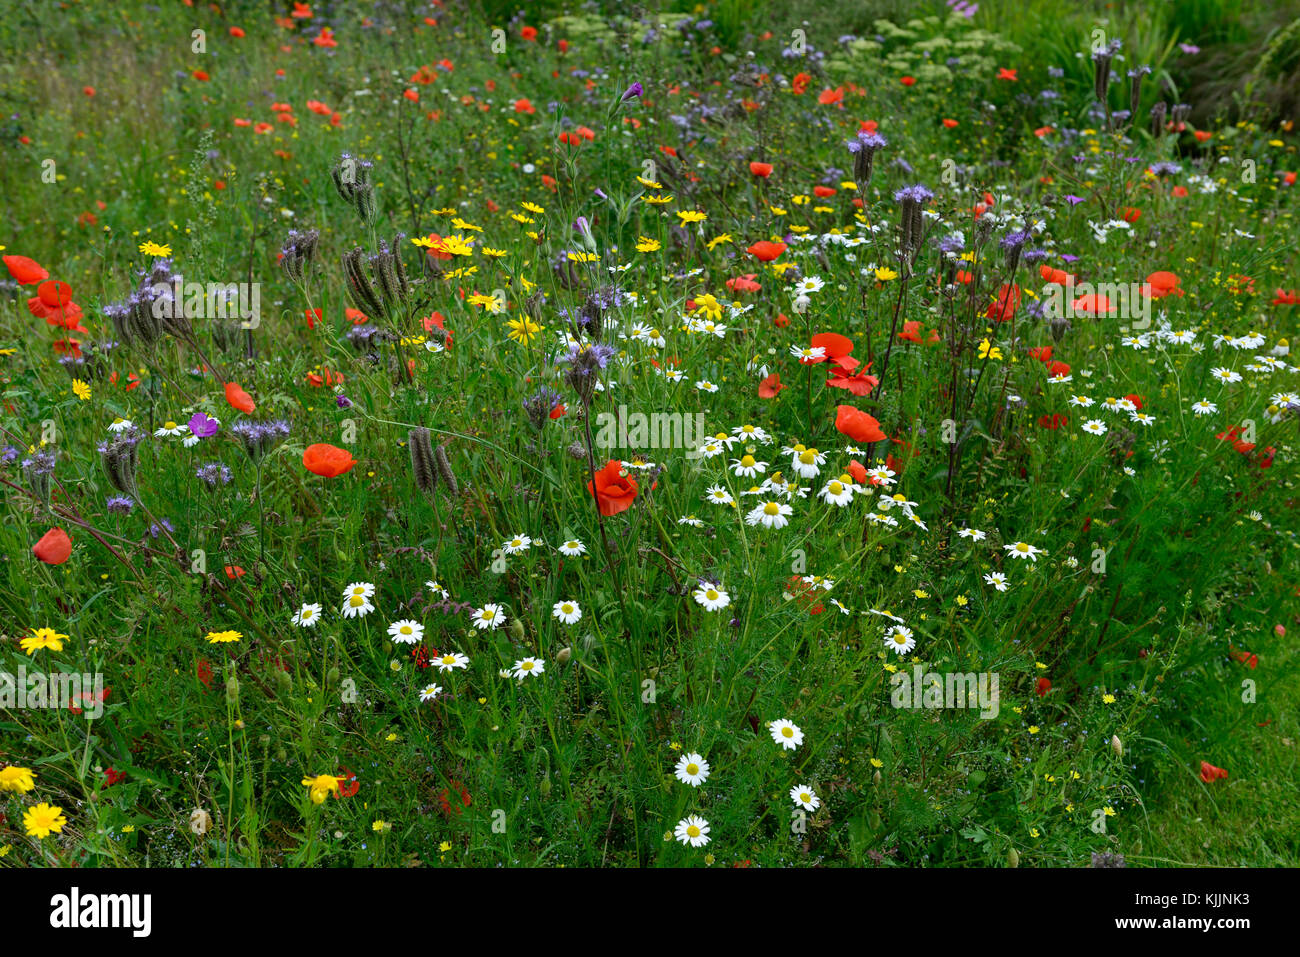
23;802;67;839
566;251;599;263
372;820;391;832
302;774;343;804
635;236;661;253
72;379;91;400
20;627;68;654
692;294;723;320
521;201;544;214
1102;693;1116;704
450;217;482;233
1103;805;1116;817
439;840;452;852
467;292;505;313
481;247;506;258
643;194;673;206
869;758;883;768
706;233;732;251
874;267;899;282
0;766;36;793
205;630;242;644
1028;725;1040;734
138;240;171;257
955;594;968;606
636;175;663;189
675;210;707;224
506;316;543;345
977;338;1003;360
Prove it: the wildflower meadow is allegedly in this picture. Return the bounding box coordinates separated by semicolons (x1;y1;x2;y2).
1;0;1298;890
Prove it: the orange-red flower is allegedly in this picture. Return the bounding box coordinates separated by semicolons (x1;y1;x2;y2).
303;443;357;478
834;405;886;443
225;382;256;414
749;161;773;177
747;240;786;262
4;254;48;285
33;527;72;565
1198;761;1228;783
758;372;786;399
587;459;638;516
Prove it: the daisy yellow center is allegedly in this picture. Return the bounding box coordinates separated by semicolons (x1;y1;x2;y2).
163;421;177;430
829;482;844;495
562;604;574;614
687;825;700;837
349;595;366;607
400;625;413;634
781;727;793;738
521;661;533;671
800;793;810;802
894;635;907;644
649;329;660;338
764;502;780;515
706;589;719;600
1016;543;1029;552
799;450;816;464
686;763;699;775
302;609;314;619
740;455;756;467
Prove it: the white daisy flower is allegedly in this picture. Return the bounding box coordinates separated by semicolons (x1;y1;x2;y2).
343;581;376;601
387;619;424;644
292;603;322;627
511;657;544;680
552;600;582;625
817;476;855;506
501;534;532;555
674;814;711;848
1004;541;1043;561
769;718;804;750
983;571;1009;591
419;683;443;702
340;594;375;618
472;603;506;630
790;785;821;812
1082;419;1108;435
557;539;587;557
693;584;731;612
153;420;186;438
434;651;469;672
957;528;986;541
885;625;916;655
674;753;710;787
745;500;793;528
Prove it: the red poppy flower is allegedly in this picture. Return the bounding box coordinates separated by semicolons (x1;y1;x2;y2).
1072;293;1113;315
749;161;773;177
747;240;786;262
987;284;1020;321
817;87;844;105
337;767;360;798
33;527;72;565
942;118;958;128
196;659;214;688
1038;413;1068;429
847;460;868;484
1198;761;1228;783
726;274;761;294
1035;677;1051;696
1144;271;1182;298
758;372;786;399
834;405;886;443
224;382;256;414
791;72;811;95
825;366;879;395
520;25;538;41
900;76;916;87
587;459;638;516
1028;346;1053;362
997;67;1018;81
1271;289;1298;306
3;254;48;285
303;443;357;478
1039;264;1074;285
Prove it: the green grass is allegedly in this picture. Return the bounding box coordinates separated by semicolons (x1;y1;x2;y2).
0;0;1296;868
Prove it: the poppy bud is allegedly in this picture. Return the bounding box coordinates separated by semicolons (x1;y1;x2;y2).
1110;734;1123;758
509;619;525;642
1007;847;1020;868
225;674;240;705
556;647;572;664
